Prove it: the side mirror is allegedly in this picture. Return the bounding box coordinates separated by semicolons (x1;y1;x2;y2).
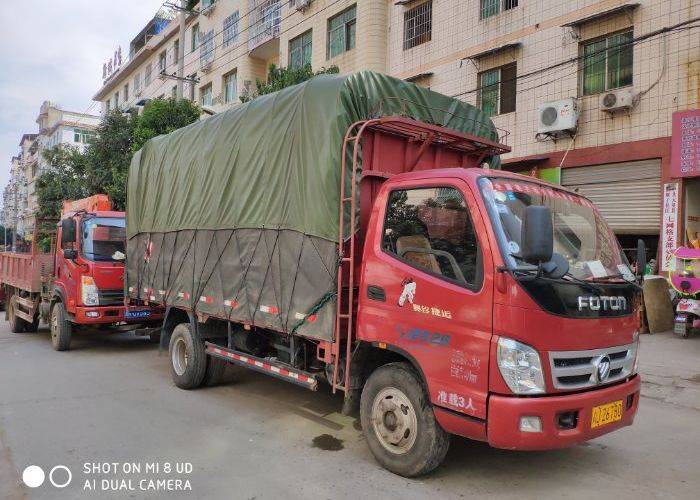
63;248;77;260
61;219;76;248
636;239;647;278
521;205;553;265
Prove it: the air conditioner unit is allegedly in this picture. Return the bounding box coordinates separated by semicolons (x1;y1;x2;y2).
201;60;213;73
295;0;312;11
537;98;579;136
600;88;635;113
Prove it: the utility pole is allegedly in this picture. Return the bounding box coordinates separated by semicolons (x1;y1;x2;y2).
177;0;186;99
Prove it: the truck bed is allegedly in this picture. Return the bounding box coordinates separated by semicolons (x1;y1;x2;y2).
0;252;54;293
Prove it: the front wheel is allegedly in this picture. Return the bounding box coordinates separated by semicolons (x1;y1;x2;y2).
50;302;72;351
360;362;450;477
169;323;207;389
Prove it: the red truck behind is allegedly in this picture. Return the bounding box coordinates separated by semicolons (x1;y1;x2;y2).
1;195;163;350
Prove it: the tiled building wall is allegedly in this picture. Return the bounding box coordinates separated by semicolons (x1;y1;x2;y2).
388;0;700;160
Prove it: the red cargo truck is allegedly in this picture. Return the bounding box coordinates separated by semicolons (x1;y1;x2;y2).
1;195;163;350
127;73;641;476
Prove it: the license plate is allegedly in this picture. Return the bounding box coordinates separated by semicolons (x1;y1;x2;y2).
591;400;623;429
125;310;151;319
674;321;688;335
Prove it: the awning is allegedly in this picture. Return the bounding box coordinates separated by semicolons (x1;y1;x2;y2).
501;155;550;169
405;72;433;82
464;42;522;61
561;3;640;28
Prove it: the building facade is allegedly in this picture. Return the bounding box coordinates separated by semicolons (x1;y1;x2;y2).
93;0;699;265
2;103;99;241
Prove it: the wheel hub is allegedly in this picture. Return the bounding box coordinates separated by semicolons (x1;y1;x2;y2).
371;387;418;455
172;337;189;376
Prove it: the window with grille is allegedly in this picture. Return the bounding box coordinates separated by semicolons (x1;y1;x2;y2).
145;63;152;86
403;1;432;50
123;83;129;103
580;30;633;95
477;63;517;117
289;30;312;69
481;0;518;19
223;11;240;47
134;73;141;92
200;30;215;67
327;5;356;59
159;51;167;72
224;70;237;104
173;39;179;64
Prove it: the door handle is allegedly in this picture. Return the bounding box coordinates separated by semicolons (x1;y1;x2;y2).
367;285;386;302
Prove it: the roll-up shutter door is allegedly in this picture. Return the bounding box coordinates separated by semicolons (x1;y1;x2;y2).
561;159;661;235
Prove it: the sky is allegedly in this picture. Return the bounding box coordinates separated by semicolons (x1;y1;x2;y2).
0;0;165;187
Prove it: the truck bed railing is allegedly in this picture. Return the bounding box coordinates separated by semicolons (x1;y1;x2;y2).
333;116;510;393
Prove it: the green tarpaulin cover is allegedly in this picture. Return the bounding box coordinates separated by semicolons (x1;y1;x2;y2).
127;71;499;241
126;71;500;340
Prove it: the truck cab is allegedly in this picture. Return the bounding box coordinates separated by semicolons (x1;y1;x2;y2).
357;168;640;457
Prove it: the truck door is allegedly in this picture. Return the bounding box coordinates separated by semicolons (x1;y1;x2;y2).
56;218;79;312
358;178;494;421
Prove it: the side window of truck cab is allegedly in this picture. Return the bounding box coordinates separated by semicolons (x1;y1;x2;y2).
381;186;482;289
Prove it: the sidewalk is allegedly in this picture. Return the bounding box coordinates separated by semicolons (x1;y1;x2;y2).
638;330;700;412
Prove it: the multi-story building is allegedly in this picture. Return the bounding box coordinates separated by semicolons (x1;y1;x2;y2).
2;103;99;239
93;0;699;263
93;1;386;112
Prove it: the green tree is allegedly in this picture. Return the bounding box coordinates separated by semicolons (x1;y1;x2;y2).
37;97;199;216
240;64;339;102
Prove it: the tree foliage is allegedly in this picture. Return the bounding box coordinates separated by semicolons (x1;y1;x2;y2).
240;64;340;102
37;98;199;217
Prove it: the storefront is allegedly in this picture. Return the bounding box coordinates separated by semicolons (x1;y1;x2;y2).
668;109;700;262
503;136;672;270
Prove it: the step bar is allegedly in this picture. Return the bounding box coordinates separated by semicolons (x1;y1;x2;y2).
204;342;318;391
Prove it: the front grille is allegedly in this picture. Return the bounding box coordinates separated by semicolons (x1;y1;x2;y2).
549;342;636;390
98;289;124;306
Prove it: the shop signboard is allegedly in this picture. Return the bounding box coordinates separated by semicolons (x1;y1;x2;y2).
671;109;700;178
660;182;679;271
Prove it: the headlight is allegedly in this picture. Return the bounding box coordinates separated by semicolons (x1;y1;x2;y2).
497;337;545;394
81;275;99;306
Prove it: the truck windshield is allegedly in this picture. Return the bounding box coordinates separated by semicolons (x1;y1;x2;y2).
479;177;633;281
81;217;126;262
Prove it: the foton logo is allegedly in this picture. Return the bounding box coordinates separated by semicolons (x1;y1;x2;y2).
577;296;627;311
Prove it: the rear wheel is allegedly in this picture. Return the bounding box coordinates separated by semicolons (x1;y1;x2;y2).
360;362;450;477
169;323;207;389
8;295;26;333
50;302;72;351
203;357;227;386
24;314;40;332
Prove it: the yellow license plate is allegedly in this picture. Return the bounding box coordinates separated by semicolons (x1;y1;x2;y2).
591;400;623;428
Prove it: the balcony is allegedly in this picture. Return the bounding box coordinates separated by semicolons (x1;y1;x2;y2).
248;0;281;59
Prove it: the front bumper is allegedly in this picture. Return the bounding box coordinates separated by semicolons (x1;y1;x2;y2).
74;305;164;325
487;375;640;450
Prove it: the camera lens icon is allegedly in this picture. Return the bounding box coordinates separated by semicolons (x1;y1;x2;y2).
22;465;72;489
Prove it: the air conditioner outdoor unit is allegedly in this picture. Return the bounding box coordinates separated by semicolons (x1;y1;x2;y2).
295;0;312;11
600;88;635;113
201;60;213;73
537;98;579;136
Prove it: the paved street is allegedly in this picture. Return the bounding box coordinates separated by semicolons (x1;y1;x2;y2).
1;322;699;500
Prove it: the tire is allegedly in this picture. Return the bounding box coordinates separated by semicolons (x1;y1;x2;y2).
360;362;450;477
24;315;40;333
8;295;26;333
50;302;72;351
169;323;207;389
203;357;227;386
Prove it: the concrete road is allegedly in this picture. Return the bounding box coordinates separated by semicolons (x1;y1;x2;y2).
1;323;699;500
